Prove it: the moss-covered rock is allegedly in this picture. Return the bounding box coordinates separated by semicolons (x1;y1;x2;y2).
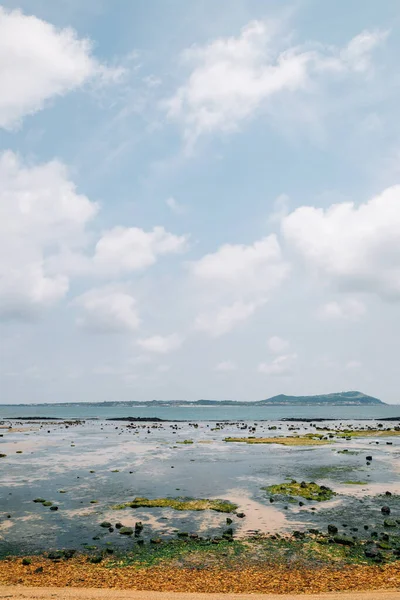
264;481;335;501
113;497;238;513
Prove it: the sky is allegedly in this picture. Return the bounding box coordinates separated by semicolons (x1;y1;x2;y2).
1;0;400;405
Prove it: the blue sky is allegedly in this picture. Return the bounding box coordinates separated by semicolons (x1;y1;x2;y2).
1;0;400;404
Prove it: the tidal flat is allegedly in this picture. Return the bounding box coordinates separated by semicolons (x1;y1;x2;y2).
1;417;400;572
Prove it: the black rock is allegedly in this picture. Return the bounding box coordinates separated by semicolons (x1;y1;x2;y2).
328;525;338;535
381;506;391;515
333;535;354;546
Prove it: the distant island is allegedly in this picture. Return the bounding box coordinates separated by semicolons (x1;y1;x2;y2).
21;390;384;407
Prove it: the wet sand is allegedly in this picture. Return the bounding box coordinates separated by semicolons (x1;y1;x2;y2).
1;587;400;600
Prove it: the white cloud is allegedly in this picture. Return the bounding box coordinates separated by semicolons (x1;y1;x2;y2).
166;19;386;143
340;30;388;73
0;6;122;130
191;235;288;298
194;300;263;337
92;226;187;276
268;336;290;354
0;151;98;319
137;334;183;354
282;185;400;300
166;196;185;215
215;360;236;372
258;353;297;376
74;287;140;334
318;298;366;320
191;235;288;336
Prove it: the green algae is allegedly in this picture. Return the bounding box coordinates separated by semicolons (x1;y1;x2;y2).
112;497;238;513
264;481;336;501
343;481;367;485
224;436;330;446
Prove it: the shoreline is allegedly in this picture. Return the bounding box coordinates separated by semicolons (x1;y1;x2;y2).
2;555;400;594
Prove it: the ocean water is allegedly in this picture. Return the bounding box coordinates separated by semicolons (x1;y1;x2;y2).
1;403;399;421
1;415;400;555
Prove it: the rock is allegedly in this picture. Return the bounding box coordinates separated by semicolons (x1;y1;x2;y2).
385;491;392;496
108;527;114;533
119;527;133;535
63;549;76;559
177;532;189;538
100;521;112;528
299;501;304;507
115;522;123;529
384;519;397;528
33;498;46;503
135;522;144;534
92;536;100;541
366;456;372;461
43;501;52;507
48;551;64;560
22;558;31;566
364;546;381;559
226;518;233;525
50;506;58;511
89;555;103;564
236;512;245;518
382;506;391;515
137;539;145;546
333;535;355;546
34;566;44;573
309;528;319;535
105;548;114;554
377;541;392;550
328;525;338;535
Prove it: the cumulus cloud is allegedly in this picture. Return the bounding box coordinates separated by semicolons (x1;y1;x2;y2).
137;334;183;354
195;301;263;337
0;6;122;130
191;235;288;297
166;19;386;143
318;298;366;320
258;353;297;376
282;185;400;300
268;336;290;354
191;235;288;336
91;226;187;276
74;287;140;333
0;151;98;319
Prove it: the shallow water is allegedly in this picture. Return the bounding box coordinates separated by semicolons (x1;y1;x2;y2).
0;417;399;554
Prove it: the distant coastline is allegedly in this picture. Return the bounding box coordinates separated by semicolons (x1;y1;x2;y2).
0;391;386;407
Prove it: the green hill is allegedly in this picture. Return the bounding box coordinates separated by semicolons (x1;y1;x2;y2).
256;391;383;406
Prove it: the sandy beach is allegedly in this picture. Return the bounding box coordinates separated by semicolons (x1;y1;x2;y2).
1;587;400;600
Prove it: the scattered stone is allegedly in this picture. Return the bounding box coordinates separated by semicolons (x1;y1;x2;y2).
384;519;397;528
34;566;44;573
115;522;123;529
328;525;338;535
382;506;391;515
119;527;133;535
226;518;233;525
89;555;103;564
22;558;31;566
236;512;245;518
50;506;58;511
100;521;112;528
333;535;354;546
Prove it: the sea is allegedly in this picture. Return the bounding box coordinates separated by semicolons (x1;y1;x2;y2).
0;402;399;421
